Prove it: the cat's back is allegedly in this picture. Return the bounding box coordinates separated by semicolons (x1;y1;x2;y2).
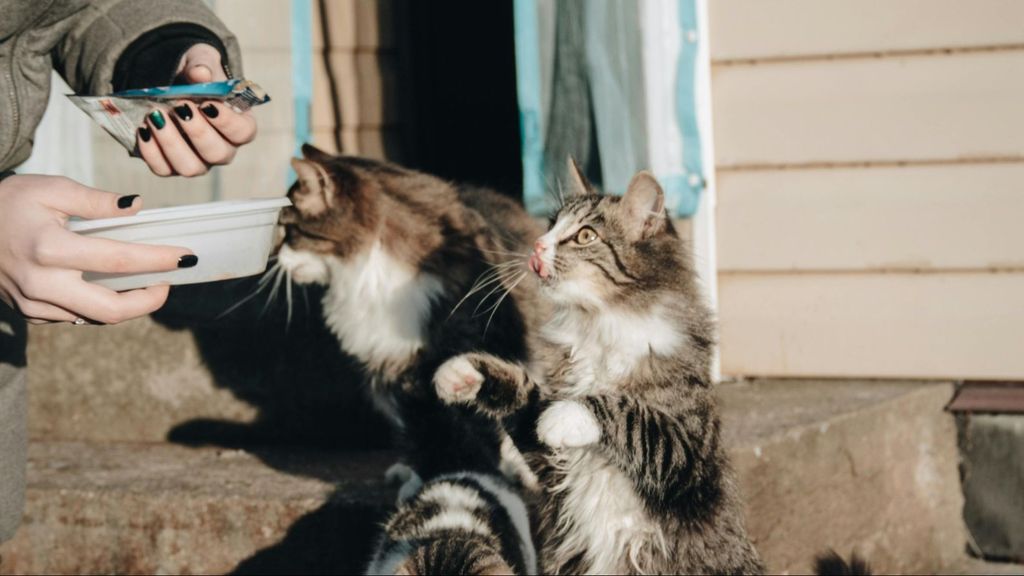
457;185;543;252
368;472;537;575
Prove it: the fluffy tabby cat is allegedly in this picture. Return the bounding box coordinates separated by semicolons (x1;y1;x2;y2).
276;144;543;481
434;164;765;574
366;461;536;575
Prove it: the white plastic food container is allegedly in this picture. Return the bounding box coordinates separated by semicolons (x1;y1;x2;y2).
67;197;291;291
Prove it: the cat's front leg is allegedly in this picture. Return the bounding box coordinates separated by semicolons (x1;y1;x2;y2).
579;395;719;510
537;400;601;449
434;352;536;418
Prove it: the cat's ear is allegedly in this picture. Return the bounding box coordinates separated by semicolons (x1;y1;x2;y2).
565;155;593;198
290;157;335;216
620;171;666;240
301;143;333;163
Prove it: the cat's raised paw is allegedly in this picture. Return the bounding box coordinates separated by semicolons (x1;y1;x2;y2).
538;400;600;449
434;355;485;404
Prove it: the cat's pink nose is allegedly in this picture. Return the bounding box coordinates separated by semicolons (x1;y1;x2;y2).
529;241;548;277
529;253;546;277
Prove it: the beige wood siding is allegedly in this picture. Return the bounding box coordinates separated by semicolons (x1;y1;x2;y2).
710;0;1024;62
717;165;1024;272
719;273;1024;380
711;2;1024;379
309;0;405;160
713;51;1024;168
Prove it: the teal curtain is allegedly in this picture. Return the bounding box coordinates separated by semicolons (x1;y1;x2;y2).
514;0;705;218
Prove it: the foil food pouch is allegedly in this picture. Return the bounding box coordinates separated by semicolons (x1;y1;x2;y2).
68;79;270;155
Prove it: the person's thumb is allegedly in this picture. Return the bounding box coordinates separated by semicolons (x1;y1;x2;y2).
178;44;227;84
185;64;215;84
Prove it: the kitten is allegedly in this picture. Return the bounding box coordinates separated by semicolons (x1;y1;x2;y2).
434;162;765;574
275;144;544;480
367;464;537;575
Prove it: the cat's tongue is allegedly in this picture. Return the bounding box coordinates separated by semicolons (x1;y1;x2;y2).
529;253;547;278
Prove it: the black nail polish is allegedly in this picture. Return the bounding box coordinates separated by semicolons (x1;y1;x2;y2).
200;104;219;119
138;127;151;142
178;255;199;268
117;195;139;209
174;104;193;121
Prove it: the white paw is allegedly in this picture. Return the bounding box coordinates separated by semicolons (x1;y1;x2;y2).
537;400;600;449
434;355;484;404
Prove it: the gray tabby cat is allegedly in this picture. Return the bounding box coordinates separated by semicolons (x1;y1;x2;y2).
434;163;764;574
367;465;536;575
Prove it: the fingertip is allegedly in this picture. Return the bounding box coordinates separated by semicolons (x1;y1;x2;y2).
117;194;141;212
187;64;214;84
145;284;172;308
200;102;221;119
203;102;258;145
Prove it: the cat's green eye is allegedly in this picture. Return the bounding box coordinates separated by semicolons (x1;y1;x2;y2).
574;226;598;245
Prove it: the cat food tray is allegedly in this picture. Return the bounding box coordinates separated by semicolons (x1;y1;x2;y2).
67;197;291;291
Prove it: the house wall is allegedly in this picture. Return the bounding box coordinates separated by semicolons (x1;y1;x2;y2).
309;0;406;160
709;0;1024;379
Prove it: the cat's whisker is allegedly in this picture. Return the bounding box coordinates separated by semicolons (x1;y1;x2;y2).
257;263;280;286
451;273;512;318
284;269;294;329
474;271;525;318
449;264;523;318
478;247;530;258
262;264;286;318
482;271;527;335
216;262;280;319
472;268;524;315
216;282;269;319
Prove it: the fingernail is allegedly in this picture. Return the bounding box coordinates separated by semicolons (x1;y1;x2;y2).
178;255;198;268
117;194;139;209
200;104;219;119
138;127;151;142
173;103;193;121
148;110;166;130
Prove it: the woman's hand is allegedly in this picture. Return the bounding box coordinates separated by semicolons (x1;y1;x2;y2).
0;175;195;324
135;43;258;177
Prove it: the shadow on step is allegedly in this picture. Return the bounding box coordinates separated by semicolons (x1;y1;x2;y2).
153;279;400;570
152;277;394;470
230;493;389;575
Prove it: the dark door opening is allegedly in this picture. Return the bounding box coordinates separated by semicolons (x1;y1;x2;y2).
397;0;523;199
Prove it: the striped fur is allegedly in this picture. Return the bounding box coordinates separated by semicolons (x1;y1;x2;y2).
367;472;537;575
436;168;764;574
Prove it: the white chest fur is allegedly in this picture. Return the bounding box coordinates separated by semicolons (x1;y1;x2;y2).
551;450;665;574
541;305;684;395
321;242;444;374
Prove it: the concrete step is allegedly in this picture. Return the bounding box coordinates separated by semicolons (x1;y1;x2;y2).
0;441;396;575
1;379;994;575
26;282;393;448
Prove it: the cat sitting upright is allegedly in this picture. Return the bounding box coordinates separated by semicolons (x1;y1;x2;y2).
276;144;543;483
434;163;765;575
